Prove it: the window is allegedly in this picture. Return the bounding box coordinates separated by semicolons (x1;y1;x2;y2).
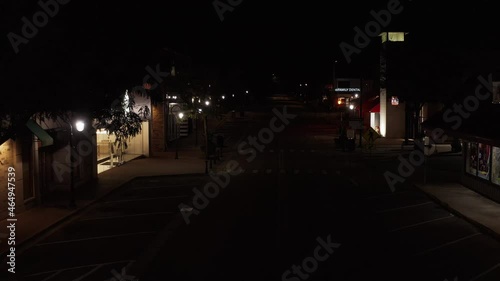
388;32;405;42
492;147;500;185
466;142;478;176
478;143;491;180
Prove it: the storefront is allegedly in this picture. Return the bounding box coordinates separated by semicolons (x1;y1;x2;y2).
96;91;151;173
423;101;500;203
462;140;500;201
96;121;149;174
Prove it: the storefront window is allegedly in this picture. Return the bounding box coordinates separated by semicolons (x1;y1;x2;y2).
466;142;478;175
478;143;491;180
492;147;500;185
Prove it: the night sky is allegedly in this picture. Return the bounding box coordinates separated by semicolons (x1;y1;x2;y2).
1;0;499;110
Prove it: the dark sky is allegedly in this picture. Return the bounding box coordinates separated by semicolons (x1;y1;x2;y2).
2;0;499;104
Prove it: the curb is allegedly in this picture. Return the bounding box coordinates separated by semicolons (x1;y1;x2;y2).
414;183;500;243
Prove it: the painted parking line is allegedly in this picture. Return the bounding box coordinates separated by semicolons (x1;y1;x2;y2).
36;232;155;246
130;185;195;190
376;202;434;214
388;215;454;233
469;261;500;281
80;211;174;221
103;196;188;204
72;264;104;281
23;260;134;279
362;191;408;201
414;233;481;256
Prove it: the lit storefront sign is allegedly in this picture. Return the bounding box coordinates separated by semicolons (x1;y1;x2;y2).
391;96;399;105
335;88;360;92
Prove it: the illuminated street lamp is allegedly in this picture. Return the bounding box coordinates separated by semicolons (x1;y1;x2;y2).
349;104;354;110
205;101;210;106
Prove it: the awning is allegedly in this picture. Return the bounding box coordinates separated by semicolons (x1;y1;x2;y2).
369;103;380;113
26;119;53;147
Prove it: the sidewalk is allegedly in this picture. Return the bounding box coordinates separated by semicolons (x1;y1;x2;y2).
0;113;232;257
416;182;500;240
412;156;500;242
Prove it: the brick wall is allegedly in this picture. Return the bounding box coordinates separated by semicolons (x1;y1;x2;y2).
151;103;165;155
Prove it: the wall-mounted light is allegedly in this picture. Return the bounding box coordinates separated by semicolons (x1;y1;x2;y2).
391;96;399;105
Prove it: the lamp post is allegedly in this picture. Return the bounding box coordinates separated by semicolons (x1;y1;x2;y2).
175;112;184;159
170;104;182;159
69;120;85;209
203;101;211;174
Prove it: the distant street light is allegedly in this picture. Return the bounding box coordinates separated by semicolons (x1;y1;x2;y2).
222;95;225;100
205;101;210;106
349;104;354;110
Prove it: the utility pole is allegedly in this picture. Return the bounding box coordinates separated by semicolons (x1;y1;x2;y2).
204;114;209;174
359;75;363;148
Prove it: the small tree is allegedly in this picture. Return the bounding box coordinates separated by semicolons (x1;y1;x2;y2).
94;90;149;165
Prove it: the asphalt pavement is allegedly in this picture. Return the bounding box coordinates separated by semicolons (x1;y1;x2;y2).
4;95;500;281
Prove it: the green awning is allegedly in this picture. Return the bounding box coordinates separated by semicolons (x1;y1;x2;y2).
26;119;53;147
